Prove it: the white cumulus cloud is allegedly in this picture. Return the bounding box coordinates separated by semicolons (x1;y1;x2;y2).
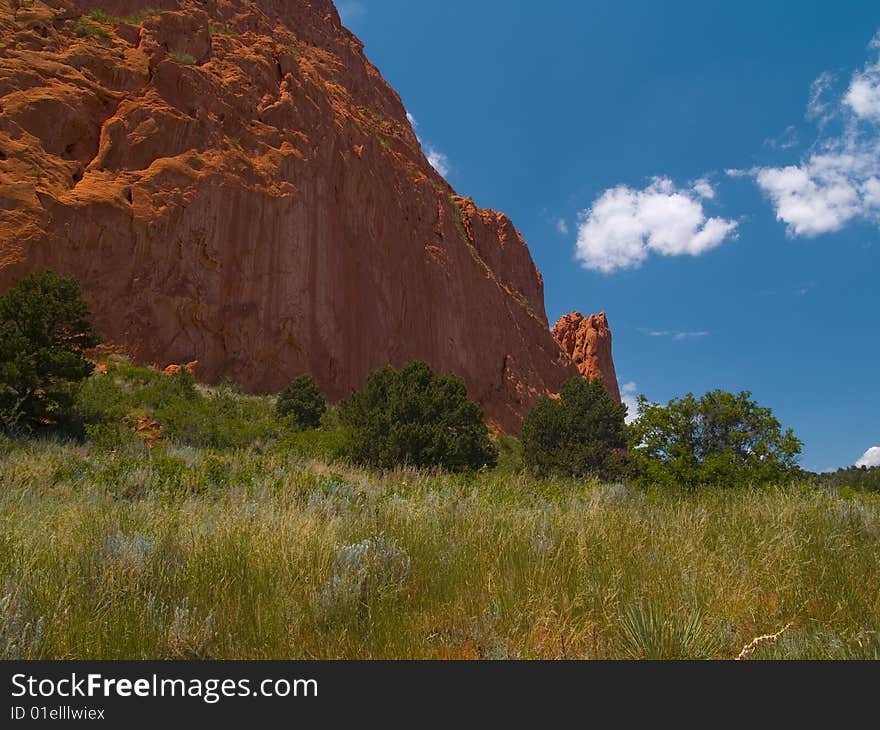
856;446;880;468
575;177;738;273
752;32;880;238
846;32;880;122
691;177;716;199
620;381;640;425
753;148;880;237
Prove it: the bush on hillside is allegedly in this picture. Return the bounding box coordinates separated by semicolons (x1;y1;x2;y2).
629;389;802;488
0;272;100;433
77;364;279;450
162;380;280;449
276;374;326;430
338;361;497;472
521;376;629;480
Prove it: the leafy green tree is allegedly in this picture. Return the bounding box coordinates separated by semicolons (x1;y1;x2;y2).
0;272;99;432
276;374;327;430
521;376;629;480
629;390;802;488
338;361;497;471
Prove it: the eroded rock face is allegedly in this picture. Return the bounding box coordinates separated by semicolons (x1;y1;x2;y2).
552;312;620;402
0;0;585;429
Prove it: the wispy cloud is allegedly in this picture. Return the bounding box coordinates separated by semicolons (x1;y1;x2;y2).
764;125;800;151
425;146;450;177
641;329;710;341
797;281;816;296
407;111;450;178
337;1;366;25
806;71;837;126
574;177;738;273
555;218;569;236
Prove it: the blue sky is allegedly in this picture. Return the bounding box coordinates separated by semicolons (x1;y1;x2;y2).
337;0;880;472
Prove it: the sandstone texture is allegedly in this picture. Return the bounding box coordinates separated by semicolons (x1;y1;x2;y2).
552;312;620;402
0;0;617;428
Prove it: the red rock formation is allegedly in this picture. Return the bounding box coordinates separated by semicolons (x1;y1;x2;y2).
162;360;198;377
0;0;585;430
552;312;620;402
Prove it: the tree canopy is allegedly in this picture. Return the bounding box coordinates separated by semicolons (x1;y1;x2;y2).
276;373;327;430
0;271;100;432
629;389;802;488
338;361;497;472
521;376;629;480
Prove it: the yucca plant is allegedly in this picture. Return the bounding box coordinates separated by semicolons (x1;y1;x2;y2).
616;603;722;660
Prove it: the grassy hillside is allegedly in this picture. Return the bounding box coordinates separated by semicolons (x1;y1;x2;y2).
0;363;878;660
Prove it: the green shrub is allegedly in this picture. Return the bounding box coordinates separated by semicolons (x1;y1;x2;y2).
123;8;160;24
317;534;411;621
276;374;326;430
629;390;802;488
170;50;196;65
148;451;188;493
87;9;114;23
521;377;629;480
75;19;112;39
77;363;279;451
493;433;524;474
274;426;347;463
338;361;497;472
83;422;139;451
150;380;279;450
87;8;160;25
0;272;100;434
209;23;237;37
616;603;723;660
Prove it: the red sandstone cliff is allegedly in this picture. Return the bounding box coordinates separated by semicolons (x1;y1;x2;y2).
552;312;620;402
0;0;618;428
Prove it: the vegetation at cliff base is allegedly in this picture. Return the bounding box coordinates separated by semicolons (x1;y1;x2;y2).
338;361;498;472
521;376;629;480
0;275;877;660
629;390;802;489
276;374;327;431
0;272;99;434
0;359;876;660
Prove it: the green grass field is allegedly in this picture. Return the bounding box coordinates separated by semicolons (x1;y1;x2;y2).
2;433;878;659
